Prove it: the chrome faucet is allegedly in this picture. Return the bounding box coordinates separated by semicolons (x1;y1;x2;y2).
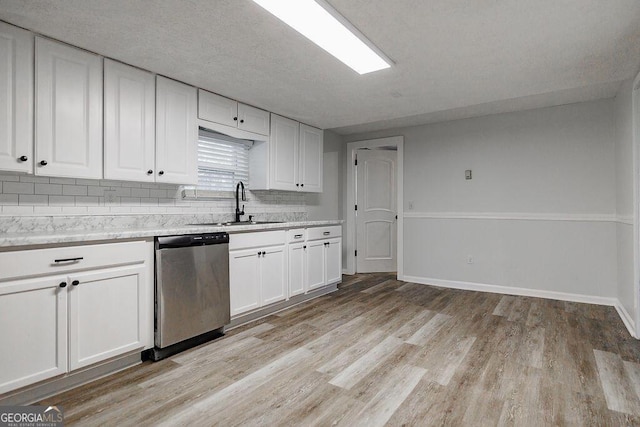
235;181;246;222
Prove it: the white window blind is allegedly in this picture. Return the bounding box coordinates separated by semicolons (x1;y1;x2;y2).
197;129;251;191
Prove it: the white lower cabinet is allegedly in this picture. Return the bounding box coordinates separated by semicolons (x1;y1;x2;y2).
326;238;342;285
261;246;287;306
0;241;153;395
306;240;326;291
229;249;260;316
229;231;287;317
0;276;68;394
68;265;147;370
288;243;305;297
287;226;342;296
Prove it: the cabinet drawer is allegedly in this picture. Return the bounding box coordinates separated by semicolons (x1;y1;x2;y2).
307;226;342;241
0;240;149;283
229;230;286;251
287;229;306;243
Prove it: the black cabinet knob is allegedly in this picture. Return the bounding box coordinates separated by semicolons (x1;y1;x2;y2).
240;119;244;123
18;155;28;162
158;171;164;175
147;169;153;174
72;280;80;286
40;160;48;166
303;246;306;249
233;117;238;121
296;183;299;187
59;282;67;288
300;184;304;187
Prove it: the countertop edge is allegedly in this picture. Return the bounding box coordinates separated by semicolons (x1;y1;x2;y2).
0;220;344;249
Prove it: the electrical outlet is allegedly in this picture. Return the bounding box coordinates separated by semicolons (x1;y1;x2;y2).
104;190;117;204
408;201;414;210
467;256;474;264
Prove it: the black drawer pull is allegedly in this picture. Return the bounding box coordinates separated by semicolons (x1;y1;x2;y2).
54;257;84;263
294;234;303;238
323;231;330;235
72;280;80;286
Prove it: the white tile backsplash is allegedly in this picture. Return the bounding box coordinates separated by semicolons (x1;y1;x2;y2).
0;174;308;218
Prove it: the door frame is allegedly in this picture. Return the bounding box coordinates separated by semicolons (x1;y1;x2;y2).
633;71;640;338
345;136;404;278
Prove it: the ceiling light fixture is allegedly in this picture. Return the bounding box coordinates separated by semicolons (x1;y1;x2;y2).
252;0;392;74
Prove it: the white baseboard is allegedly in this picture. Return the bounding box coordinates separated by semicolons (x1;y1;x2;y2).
403;275;617;306
615;301;638;338
342;268;349;275
403;275;638;338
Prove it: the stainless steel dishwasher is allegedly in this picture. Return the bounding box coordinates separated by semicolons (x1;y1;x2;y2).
151;232;230;360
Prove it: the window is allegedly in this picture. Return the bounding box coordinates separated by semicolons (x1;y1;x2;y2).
197;129;251;191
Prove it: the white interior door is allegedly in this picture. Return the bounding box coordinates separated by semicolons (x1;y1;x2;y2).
356;149;397;273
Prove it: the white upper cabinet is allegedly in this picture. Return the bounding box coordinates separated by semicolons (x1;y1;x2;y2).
104;60;156;182
155;76;198;185
299;124;323;193
198;90;237;128
268;114;323;192
269;114;300;191
237;103;270;135
198;89;270;136
35;37;103;179
0;23;33;173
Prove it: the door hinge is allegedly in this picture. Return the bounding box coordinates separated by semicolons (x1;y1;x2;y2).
354;204;358;211
355;250;358;257
354;158;358;166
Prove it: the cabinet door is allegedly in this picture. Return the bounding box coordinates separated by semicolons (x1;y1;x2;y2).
229;249;261;316
0;277;68;394
238;103;270;136
269;114;299;191
35;37;102;179
156;76;198;185
299;124;323;193
306;240;326;291
0;23;33;173
68;265;146;370
261;245;287;306
198;89;238;128
288;243;305;297
326;238;342;285
104;59;156;182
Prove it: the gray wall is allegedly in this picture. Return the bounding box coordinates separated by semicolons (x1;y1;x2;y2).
614;78;636;321
306;130;343;221
344;99;618;299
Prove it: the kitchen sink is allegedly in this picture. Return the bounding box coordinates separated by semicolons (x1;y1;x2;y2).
188;221;284;226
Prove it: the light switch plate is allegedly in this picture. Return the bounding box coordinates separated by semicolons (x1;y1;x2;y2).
465;170;472;180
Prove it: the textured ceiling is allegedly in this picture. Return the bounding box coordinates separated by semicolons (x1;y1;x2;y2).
1;0;639;134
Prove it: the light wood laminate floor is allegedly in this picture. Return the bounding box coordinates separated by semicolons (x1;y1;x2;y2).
41;273;640;426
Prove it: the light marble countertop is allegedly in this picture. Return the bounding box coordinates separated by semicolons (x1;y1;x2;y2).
0;220;343;248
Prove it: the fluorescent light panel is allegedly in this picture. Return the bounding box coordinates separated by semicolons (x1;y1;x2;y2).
252;0;392;74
